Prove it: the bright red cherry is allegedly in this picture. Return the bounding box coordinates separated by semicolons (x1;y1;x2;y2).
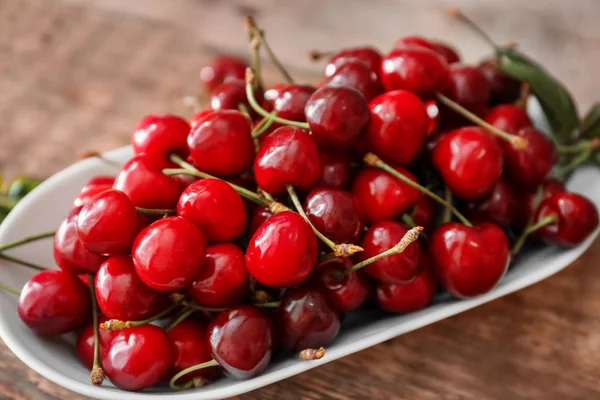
167;319;218;382
412;196;437;234
190;110;215;130
102;324;172;391
95;255;167;321
521;178;566;227
72;176;115;209
253;126;322;195
211;81;260;119
75;315;114;369
207;305;273;379
534;192;599;247
188;110;255;177
187;243;248;308
18;270;91;335
200;55;247;91
359;221;422;284
478;58;521;106
132;217;207;291
393;36;438;52
177;178;246;242
264;83;316;122
432;41;461;64
323;60;383;102
304;86;370;150
132;114;190;168
246;211;318;288
325;46;382;78
319;151;352;189
352;166;421;224
432;126;504;199
366;90;428;166
430;222;510;298
444;64;490;117
484;104;532;134
464;179;521;229
246;206;273;238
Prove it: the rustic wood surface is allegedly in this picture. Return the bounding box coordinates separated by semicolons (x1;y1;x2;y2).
1;0;600;399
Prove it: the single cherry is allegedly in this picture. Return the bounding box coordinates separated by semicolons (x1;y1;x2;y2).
211;81;261;119
520;178;566;227
166;319;218;382
76;314;114;369
190;110;215;130
319;151;352;189
72;176;115;209
393;36;438;52
264;83;316;122
246;206;273;238
432;41;461;64
484;104;532;134
132;114;191;168
323;60;383;102
443;63;490;118
325;46;382;78
478;58;521;106
200;55;247;91
464;179;521;229
412;196;438;234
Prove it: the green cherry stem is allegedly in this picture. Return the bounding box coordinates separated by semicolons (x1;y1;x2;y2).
0;282;21;295
556;138;600;154
165;308;196;332
401;213;429;240
170;359;220;391
245;17;264;91
135;207;177;216
554;148;592;179
252;111;278;138
100;297;184;331
511;214;559;256
447;8;501;53
441;185;452;224
0;231;55;252
0;253;46;271
88;275;105;386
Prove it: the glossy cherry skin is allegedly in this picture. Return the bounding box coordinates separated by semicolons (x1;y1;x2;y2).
114;154;183;209
305;86;370;150
190;110;215;130
521;178;566;228
207;305;273;379
264;83;316;122
76;315;114;369
432;41;461;64
211;81;260;119
132;216;207;291
102;324;173;391
177;178;246;242
432;127;504;199
276;287;340;351
359;221;422;284
188;110;255;178
352;166;421;224
187;243;248;308
464;179;521;229
132;114;191;167
95;255;167;321
167;319;218;382
430;222;510;298
246;211;318;288
393;36;438;52
18;270;91;335
319;151;352;189
503;127;556;190
325;46;382;78
246;206;273;238
484;104;532;134
54;208;107;275
445;64;490;116
380;46;450;95
200;55;247;91
412;196;437;234
366;90;428;166
72;176;115;209
534;192;599;247
478;58;521;106
324;60;383;103
253;126;322;195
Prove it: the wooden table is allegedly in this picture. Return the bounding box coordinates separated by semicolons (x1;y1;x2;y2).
1;0;599;398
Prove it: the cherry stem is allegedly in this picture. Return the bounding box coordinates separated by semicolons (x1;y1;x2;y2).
511;214;559;256
0;231;55;252
334;226;423;279
318;251;337;264
556;138;600;154
363;153;473;227
554;148;592;179
237;103;252;121
0;253;46;271
170;359;220;391
100;297;184;331
251;111;277;138
165;308;196;332
0;282;20;295
245;17;264;91
441;185;452;224
79;150;122;169
87;275;105;386
401;214;429;240
298;347;326;360
183;300;280;312
447;8;500;53
307;50;334;61
135;207;177;216
514;82;530;109
256;301;281;308
435;93;528;149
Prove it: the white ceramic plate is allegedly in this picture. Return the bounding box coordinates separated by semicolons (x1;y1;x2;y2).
1;102;599;400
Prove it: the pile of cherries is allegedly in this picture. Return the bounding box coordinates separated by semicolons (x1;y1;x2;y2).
5;15;600;393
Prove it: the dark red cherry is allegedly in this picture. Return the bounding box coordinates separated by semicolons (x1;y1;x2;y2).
95;255;167;321
190;110;215;130
393;36;438;52
444;64;490;117
366;90;428;166
304;86;370;150
102;324;173;391
246;211;318;288
177;178;246;242
188;110;255;177
432;126;503;199
132;114;191;168
132;216;207;291
359;221;422;284
76;315;114;369
432;41;461;64
503;127;556;190
207;305;273;379
352;166;421;224
114;154;183;209
323;60;383;103
166;319;218;382
210;81;261;119
412;196;437;234
200;55;247;91
464;179;521;229
534;192;599;247
187;243;248;308
18;270;91;335
72;176;115;209
484;104;532;134
253;126;322;195
478;58;522;106
263;83;316;122
319;151;352;189
325;46;382;78
246;206;273;238
54;208;107;275
521;178;566;227
430;222;510;298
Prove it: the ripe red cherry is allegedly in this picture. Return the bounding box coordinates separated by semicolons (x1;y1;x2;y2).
132;114;190;167
484;104;532;134
380;46;450;95
54;208;107;275
430;222;510;298
190;110;215;130
366;90;428;166
76;315;114;369
304;188;364;245
18;270;91;335
253;126;322;195
264;83;316;122
432;42;461;64
188;110;255;177
352;166;421;224
207;305;273;379
521;178;566;227
319;151;352;189
76;189;138;255
102;324;172;391
167;319;218;382
359;221;422;284
246;211;318;287
444;64;490;117
177;178;246;242
200;55;247;91
323;60;383;102
187;243;248;308
325;46;382;78
503;127;556;190
393;36;438;52
246;206;273;238
211;81;260;119
304;86;370;150
275;287;340;351
534;192;599;247
114;154;183;209
478;58;521;106
464;179;521;229
132;217;207;291
412;196;437;234
432;127;504;199
95;255;167;321
72;176;115;209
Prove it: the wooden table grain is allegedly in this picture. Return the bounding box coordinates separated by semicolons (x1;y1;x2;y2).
1;0;600;399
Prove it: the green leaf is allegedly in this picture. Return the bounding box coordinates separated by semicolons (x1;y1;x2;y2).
496;48;579;145
7;177;41;199
580;103;600;139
